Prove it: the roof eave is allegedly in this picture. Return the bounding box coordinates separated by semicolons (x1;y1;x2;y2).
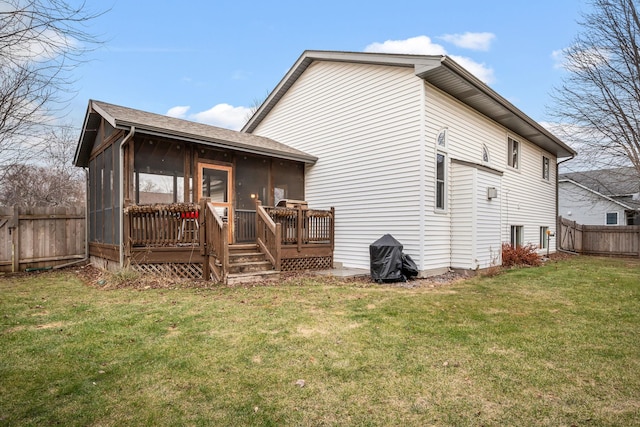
114;120;318;164
420;57;577;158
243;51;577;159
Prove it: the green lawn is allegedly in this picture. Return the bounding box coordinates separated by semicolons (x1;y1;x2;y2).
1;256;639;426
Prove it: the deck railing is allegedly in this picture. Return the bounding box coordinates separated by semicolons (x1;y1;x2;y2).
201;199;229;282
255;200;281;270
264;206;335;249
123;201;334;278
124;204;200;247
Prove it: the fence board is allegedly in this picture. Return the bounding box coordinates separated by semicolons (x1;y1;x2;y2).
558;216;640;257
0;206;86;272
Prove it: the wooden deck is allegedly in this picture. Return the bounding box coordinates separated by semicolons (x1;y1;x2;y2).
122;200;334;281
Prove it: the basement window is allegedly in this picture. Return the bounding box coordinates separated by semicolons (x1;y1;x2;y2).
510;225;523;247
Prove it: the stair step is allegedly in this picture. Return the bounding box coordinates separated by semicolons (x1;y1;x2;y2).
229;252;266;263
228;260;274;274
226;270;280;285
229;244;259;252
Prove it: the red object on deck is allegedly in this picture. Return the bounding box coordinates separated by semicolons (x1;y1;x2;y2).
180;211;199;219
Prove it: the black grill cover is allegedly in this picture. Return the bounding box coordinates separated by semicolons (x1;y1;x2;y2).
401;253;419;278
369;234;405;282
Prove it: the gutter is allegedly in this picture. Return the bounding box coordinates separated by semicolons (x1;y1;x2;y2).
119;126;136;268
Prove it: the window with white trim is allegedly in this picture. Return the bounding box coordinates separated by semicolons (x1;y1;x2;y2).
436;153;446;210
510;225;523;247
436;129;447;210
437;129;447;147
508;137;519;169
542;156;550;181
606;212;619;225
482;144;490;163
540;226;549;249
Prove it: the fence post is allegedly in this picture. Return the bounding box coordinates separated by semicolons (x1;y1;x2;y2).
11;205;20;272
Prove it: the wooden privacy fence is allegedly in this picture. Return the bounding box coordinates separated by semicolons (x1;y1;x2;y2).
558;216;640;257
0;205;86;273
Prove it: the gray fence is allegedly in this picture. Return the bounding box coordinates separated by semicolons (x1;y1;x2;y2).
558;216;640;257
0;206;86;273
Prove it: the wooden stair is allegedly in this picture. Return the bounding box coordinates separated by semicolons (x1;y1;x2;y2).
225;243;279;285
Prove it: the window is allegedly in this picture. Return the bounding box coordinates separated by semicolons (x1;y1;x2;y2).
542;156;550;180
482;144;490;163
134;139;185;204
510;225;523;247
437;129;447;147
436;153;446;210
508;137;519;169
435;129;447;210
540;226;549;249
606;212;619;225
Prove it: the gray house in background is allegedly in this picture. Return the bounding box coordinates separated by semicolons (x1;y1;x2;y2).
559;167;640;225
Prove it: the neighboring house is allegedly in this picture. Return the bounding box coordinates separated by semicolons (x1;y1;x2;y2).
74;100;335;283
559;167;640;225
243;50;576;274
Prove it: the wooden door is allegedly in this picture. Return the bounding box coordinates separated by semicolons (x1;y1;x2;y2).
197;163;233;242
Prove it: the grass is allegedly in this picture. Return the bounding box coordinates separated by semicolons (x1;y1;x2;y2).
1;256;639;426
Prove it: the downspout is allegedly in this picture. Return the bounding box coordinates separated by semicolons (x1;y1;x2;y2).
119;126;136;268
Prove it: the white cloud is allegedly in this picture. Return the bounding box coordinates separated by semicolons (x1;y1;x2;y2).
364;35;495;84
365;35;447;55
449;55;495;84
166;103;251;130
440;32;495;51
192;104;252;130
551;49;566;69
166;105;190;119
551;47;609;71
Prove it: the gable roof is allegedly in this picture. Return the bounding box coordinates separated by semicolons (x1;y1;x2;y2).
560;167;640;197
74;100;317;167
242;50;576;159
559;177;640;211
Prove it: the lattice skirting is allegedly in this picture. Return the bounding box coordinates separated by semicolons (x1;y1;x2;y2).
131;262;204;280
281;256;333;271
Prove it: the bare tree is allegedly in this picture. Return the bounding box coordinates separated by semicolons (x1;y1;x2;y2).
0;0;103;178
551;0;640;176
0;124;85;207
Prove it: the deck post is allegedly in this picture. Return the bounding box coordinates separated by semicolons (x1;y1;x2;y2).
123;209;131;267
330;207;335;253
297;206;303;253
255;198;262;242
275;222;282;270
199;198;209;280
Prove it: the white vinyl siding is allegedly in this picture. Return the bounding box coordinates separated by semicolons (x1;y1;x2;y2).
475;170;502;268
425;83;558;257
450;164;475;269
451;163;502;270
559;181;627;226
253;61;560;272
253;62;424;270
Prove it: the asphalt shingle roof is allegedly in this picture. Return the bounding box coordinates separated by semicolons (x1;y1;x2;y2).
76;100;317;167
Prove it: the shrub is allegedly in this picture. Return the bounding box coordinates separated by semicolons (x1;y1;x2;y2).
501;243;542;267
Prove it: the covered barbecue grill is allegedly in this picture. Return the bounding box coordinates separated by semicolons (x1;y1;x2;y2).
369;234;418;282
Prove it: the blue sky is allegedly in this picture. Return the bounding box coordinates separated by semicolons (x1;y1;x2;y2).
71;0;589;131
